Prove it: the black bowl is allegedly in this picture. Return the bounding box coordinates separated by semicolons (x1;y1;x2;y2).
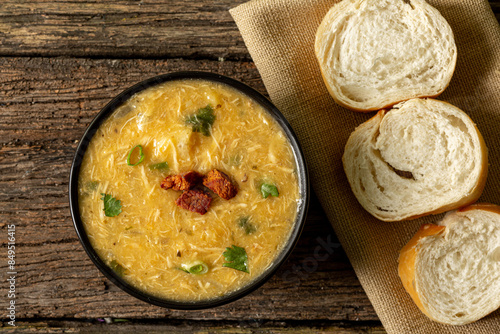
69;71;310;309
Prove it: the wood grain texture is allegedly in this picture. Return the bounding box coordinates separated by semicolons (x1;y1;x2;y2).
492;1;500;21
0;57;377;323
0;0;249;60
0;0;497;60
0;320;387;333
0;2;498;332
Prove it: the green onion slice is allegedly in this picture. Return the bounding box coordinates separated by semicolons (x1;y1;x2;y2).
180;261;209;275
127;145;144;166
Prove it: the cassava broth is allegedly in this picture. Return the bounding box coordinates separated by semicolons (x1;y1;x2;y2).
78;79;300;301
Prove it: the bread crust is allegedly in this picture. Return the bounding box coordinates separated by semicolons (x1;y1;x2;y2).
315;0;457;112
343;98;488;222
399;204;500;325
458;203;500;215
316;53;451;114
398;223;446;320
398;100;488;221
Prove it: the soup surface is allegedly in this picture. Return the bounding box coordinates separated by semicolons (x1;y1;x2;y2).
78;79;301;301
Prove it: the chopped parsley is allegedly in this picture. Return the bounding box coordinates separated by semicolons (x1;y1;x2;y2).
149;161;169;171
127;145;144;166
185;105;216;136
223;245;249;273
238;216;256;235
101;193;122;217
261;183;279;198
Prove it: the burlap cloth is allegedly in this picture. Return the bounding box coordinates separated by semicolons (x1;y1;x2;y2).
230;0;500;333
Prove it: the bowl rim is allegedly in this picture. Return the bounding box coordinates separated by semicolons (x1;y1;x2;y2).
69;71;310;310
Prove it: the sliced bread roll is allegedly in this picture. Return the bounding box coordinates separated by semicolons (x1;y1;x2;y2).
315;0;457;112
399;204;500;325
342;98;487;221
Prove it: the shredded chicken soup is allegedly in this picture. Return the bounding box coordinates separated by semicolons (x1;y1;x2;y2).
78;79;300;301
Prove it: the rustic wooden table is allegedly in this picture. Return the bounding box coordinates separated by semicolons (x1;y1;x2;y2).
1;1;499;333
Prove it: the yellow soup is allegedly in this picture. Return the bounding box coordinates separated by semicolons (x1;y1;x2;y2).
78;79;300;301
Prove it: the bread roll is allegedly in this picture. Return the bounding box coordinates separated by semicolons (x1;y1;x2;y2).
342;98;487;222
315;0;457;112
399;204;500;325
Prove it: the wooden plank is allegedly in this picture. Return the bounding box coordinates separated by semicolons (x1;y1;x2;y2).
0;0;249;60
0;0;498;60
1;202;375;320
0;320;387;333
0;57;378;321
0;57;264;146
491;2;500;22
